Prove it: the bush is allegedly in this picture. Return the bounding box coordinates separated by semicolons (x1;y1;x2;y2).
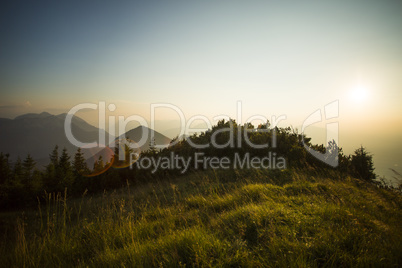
351;146;375;181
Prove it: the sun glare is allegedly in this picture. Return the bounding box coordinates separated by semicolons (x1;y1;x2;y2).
349;85;369;103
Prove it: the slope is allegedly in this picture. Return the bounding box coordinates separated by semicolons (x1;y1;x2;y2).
1;168;401;267
0;112;111;164
120;125;172;151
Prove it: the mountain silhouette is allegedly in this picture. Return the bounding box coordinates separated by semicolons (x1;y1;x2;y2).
0;113;173;170
0;112;110;165
120;125;171;151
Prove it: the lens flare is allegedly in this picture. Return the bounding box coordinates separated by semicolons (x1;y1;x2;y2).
79;144;115;177
74;139;141;177
109;138;141;169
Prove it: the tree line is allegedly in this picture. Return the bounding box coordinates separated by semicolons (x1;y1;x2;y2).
0;119;377;209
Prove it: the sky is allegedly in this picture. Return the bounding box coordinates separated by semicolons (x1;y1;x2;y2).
1;0;402;180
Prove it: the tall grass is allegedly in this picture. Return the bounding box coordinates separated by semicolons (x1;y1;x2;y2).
1;168;401;267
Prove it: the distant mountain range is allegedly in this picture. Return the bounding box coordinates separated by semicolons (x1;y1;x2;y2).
121;125;171;151
0;112;172;167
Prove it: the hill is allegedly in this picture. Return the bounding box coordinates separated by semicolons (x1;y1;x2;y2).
0;168;400;266
0;112;172;167
0;112;111;165
121;125;171;151
81;125;172;171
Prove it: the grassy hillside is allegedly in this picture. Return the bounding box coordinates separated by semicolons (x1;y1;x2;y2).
1;168;401;267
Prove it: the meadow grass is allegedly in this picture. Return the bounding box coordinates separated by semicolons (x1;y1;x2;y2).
0;168;401;267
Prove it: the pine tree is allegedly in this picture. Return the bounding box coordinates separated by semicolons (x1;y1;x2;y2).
0;153;11;184
351;146;376;181
13;157;23;183
58;148;71;173
43;165;55;191
58;148;73;188
21;154;37;193
44;145;61;192
50;145;59;167
23;154;36;179
73;148;88;176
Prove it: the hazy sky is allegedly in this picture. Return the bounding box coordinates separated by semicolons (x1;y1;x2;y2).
1;0;402;164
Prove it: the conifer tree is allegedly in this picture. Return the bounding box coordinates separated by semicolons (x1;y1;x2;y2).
13;157;23;184
59;148;73;188
23;154;36;179
0;153;11;184
50;145;59;167
73;148;88;176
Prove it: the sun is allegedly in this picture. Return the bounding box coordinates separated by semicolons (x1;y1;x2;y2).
349;84;369;103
